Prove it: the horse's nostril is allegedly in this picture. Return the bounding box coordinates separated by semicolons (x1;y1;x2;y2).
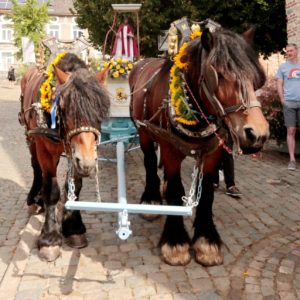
244;127;256;143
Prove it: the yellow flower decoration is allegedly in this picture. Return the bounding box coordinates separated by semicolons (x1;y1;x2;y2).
40;52;66;112
190;31;202;40
100;58;134;79
113;71;119;78
174;42;189;69
169;31;203;126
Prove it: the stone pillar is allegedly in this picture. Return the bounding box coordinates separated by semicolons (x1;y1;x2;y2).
286;0;300;46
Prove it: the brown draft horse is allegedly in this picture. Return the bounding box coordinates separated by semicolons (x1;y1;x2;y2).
129;28;269;266
19;53;110;261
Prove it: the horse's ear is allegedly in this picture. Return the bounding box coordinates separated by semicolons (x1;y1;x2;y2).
96;66;109;84
242;26;255;44
201;28;214;52
53;65;69;84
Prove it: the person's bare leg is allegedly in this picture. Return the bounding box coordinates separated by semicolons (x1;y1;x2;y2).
287;127;296;162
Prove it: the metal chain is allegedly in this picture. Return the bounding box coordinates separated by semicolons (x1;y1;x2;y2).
195;165;203;206
182;164;203;207
67;159;77;202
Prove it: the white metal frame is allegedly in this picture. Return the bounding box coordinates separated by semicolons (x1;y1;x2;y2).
65;139;192;240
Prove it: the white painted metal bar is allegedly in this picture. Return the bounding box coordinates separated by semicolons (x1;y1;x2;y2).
65;140;193;240
65;201;193;216
116;141;131;239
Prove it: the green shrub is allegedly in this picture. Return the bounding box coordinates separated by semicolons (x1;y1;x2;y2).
258;78;286;145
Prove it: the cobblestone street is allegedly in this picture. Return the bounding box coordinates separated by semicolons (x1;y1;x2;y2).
0;82;299;299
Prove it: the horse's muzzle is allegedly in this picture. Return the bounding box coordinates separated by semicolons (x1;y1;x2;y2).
74;157;97;177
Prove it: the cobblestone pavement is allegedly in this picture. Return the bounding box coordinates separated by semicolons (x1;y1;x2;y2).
0;83;299;300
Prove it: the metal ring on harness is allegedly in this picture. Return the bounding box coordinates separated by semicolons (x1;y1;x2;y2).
66;126;101;143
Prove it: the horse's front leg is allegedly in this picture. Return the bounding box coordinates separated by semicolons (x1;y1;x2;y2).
61;174;87;248
26;141;44;214
193;151;223;266
160;143;191;265
139;130;162;220
38;173;62;262
36;142;63;262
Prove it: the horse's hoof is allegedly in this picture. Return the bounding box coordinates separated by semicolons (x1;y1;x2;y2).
65;234;88;249
161;243;191;266
193;237;223;266
28;204;44;215
140;200;161;221
39;246;60;262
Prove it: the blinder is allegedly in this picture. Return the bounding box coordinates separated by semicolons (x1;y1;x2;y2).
200;63;261;118
203;63;218;93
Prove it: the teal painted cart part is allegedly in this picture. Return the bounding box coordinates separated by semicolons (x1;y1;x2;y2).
101;117;139;144
66;117;193;240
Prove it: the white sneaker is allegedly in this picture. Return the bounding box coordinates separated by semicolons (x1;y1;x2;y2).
288;161;296;171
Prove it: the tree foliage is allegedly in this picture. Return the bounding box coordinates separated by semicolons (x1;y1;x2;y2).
73;0;286;58
9;0;50;58
194;0;287;57
72;0;197;57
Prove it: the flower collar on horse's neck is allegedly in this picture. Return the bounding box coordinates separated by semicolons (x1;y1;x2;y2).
169;31;202;126
40;52;66;113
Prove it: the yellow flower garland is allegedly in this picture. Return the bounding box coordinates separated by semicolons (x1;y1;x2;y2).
40;52;66;112
169;31;202;126
101;58;133;79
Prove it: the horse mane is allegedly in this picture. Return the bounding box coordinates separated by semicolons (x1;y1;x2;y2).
186;28;266;90
57;53;87;72
58;53;110;127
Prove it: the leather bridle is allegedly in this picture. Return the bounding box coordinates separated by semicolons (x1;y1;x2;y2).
66;126;100;144
199;61;262;118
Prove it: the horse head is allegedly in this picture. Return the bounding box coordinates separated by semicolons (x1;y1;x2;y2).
186;28;269;154
53;59;110;176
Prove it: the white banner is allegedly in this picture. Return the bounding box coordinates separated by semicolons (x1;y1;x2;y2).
22;37;36;63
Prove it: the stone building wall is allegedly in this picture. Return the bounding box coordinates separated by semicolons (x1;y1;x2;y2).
286;0;300;46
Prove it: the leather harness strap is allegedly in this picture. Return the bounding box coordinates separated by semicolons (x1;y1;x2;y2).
27;128;61;144
200;79;262;117
66;126;100;144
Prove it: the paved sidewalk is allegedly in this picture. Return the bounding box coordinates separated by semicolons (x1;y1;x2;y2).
0;83;299;299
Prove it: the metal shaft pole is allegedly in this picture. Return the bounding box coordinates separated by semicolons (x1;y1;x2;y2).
116;141;132;240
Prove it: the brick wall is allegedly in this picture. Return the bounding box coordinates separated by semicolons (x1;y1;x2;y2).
259;53;285;78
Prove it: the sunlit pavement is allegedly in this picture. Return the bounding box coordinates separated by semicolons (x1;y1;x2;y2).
0;83;299;300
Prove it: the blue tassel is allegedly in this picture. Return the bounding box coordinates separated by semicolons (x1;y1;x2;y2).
50;89;60;129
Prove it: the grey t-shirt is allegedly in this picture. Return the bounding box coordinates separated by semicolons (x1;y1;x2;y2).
276;61;300;101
